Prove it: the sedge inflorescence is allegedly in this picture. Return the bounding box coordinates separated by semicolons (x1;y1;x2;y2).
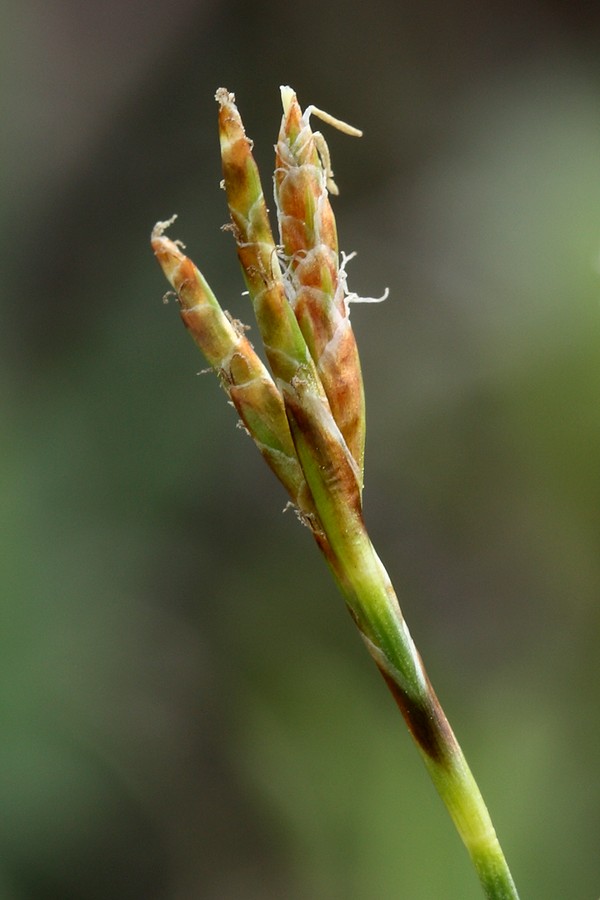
152;86;380;539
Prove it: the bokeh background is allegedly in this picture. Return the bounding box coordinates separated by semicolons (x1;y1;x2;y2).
2;0;600;897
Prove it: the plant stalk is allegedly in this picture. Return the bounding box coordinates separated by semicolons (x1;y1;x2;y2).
324;530;518;900
288;395;520;899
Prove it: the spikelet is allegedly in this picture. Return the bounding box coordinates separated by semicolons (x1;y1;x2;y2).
216;88;323;398
274;87;366;487
151;219;313;515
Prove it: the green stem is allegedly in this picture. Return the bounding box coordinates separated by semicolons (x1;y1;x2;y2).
327;530;518;900
289;405;520;899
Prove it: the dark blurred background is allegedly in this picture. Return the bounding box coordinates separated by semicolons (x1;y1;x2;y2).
2;0;600;897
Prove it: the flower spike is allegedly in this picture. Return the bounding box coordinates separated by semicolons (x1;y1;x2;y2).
151;218;314;516
275;87;367;485
215;88;323;397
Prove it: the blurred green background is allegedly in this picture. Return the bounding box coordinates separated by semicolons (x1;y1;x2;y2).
2;0;600;897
